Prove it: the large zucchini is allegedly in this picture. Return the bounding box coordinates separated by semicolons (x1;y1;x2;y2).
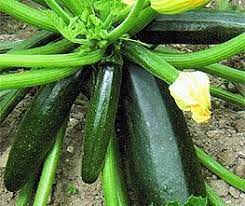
119;64;206;205
4;70;87;192
137;10;245;44
82;62;122;183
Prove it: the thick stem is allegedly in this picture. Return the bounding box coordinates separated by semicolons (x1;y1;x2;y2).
0;50;104;68
44;0;71;23
0;0;56;31
106;0;145;43
33;122;67;206
0;67;80;90
155;33;245;68
196;146;245;192
123;42;245;107
102;135;129;206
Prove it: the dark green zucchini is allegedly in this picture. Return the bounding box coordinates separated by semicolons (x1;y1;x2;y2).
4;70;87;192
119;64;206;205
81;62;122;184
137;10;245;44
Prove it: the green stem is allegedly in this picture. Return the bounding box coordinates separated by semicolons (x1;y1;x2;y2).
123;42;179;84
15;175;36;206
202;64;244;84
33;121;67;206
195;146;245;192
205;183;227;206
154;46;245;84
0;40;23;54
0;89;30;123
123;42;245;107
102;135;129;206
210;86;245;107
217;0;230;11
11;39;75;55
128;7;157;36
106;0;145;43
155;33;245;68
0;67;80;90
0;0;56;31
0;50;104;68
44;0;71;23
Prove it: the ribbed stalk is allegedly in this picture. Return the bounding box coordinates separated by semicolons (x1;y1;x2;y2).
0;67;81;90
196;146;245;192
0;0;56;31
155;33;245;68
33;122;67;206
0;50;104;68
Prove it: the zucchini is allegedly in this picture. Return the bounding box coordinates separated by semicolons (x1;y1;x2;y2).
82;62;122;184
137;10;245;44
119;64;206;205
4;70;88;192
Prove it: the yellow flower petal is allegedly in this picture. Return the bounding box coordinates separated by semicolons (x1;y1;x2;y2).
169;71;211;123
122;0;135;6
150;0;211;14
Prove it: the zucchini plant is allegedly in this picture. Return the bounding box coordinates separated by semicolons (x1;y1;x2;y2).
0;0;244;205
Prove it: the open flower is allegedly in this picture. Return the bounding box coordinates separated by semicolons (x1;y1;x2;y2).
150;0;211;14
169;71;211;123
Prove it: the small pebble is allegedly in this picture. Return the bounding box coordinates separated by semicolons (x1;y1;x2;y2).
218;150;236;166
240;192;245;199
229;187;240;199
67;146;74;154
209;180;229;197
234;159;245;178
233;119;245;133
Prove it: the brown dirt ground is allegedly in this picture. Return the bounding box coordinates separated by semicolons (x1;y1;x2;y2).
0;0;244;205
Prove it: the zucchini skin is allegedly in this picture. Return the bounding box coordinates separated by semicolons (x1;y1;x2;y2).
82;63;122;184
120;64;206;205
4;70;87;192
137;10;245;44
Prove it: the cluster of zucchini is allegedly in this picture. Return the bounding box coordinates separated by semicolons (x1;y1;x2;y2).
0;0;245;206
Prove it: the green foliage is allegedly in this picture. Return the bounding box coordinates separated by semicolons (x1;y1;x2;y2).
44;0;127;52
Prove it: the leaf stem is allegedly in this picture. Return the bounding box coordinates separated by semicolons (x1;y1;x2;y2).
195;146;245;192
33;121;67;206
0;50;104;68
44;0;71;23
123;42;245;107
155;33;245;68
0;0;56;31
210;86;245;107
106;0;145;43
0;67;80;90
102;135;129;206
15;175;36;206
205;183;228;206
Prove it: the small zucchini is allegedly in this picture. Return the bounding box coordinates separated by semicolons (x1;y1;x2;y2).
119;64;206;205
81;62;122;184
4;70;88;192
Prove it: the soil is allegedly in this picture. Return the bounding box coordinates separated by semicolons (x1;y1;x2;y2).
0;1;244;205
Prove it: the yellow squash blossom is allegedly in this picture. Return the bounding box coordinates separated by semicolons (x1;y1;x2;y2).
150;0;211;14
122;0;135;5
169;71;211;123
